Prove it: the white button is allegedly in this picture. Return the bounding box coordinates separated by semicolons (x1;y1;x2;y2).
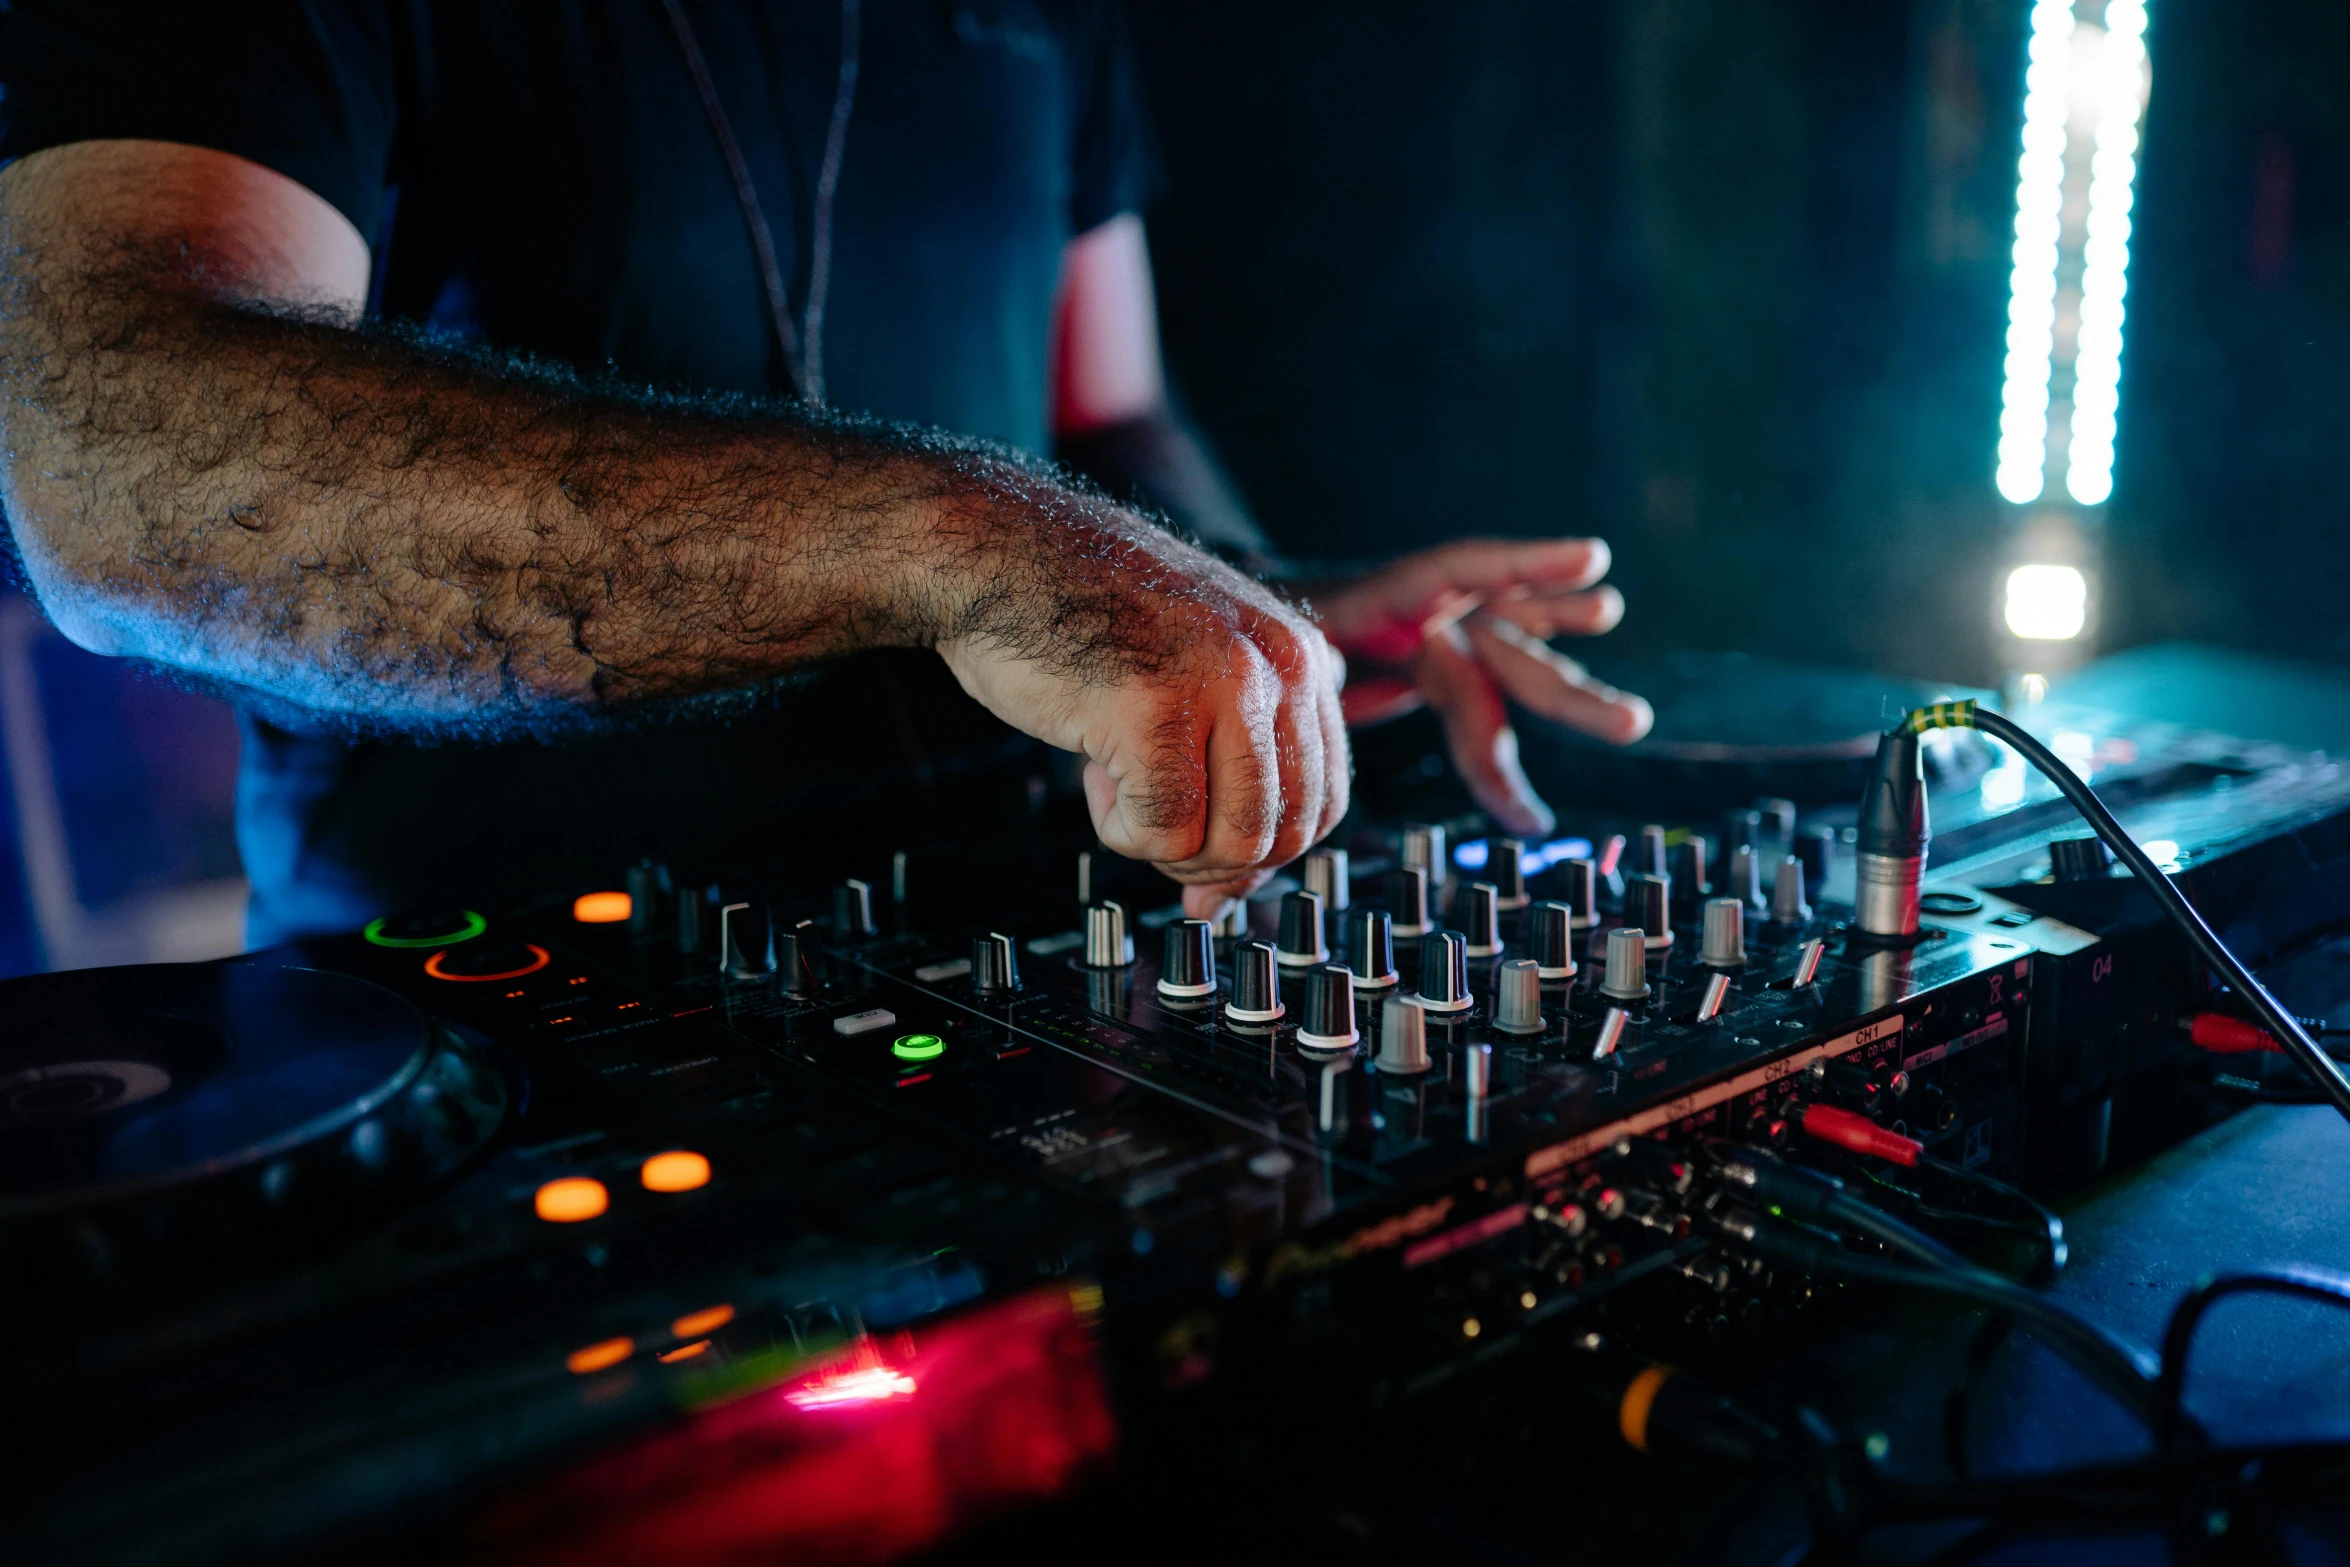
833;1009;896;1036
913;959;971;982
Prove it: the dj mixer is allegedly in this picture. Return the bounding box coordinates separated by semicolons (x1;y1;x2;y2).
7;685;2350;1565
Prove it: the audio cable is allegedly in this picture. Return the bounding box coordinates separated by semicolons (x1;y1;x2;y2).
1896;700;2350;1126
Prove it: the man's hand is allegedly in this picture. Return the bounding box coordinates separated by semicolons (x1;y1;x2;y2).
1312;537;1651;836
933;505;1347;917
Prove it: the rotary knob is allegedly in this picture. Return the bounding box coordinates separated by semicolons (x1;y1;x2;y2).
1794;823;1837;899
1597;926;1650;1002
1158;919;1218;999
1375;993;1431;1074
775;920;821;997
1528;901;1577;980
1414;930;1473;1014
720;900;773;979
1638;824;1669;880
1297;965;1360;1052
1225;939;1283;1022
2050;834;2112;883
1277;890;1329;967
1490;837;1530;910
1700;897;1747;969
1625;872;1673;951
1727;845;1764;913
1559;858;1599;930
1770;857;1811;924
1493;959;1544;1035
626;860;665;938
833;879;877;940
1401;823;1448;890
1346;909;1399;990
1755;796;1797;843
1457;881;1503;958
1084;900;1134;966
1387;866;1432;939
1670;836;1712;898
972;932;1020;992
1301;848;1350;912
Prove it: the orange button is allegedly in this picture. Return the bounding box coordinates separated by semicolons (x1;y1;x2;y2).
535;1176;609;1223
640;1150;712;1193
574;890;632;924
566;1337;634;1374
671;1303;735;1339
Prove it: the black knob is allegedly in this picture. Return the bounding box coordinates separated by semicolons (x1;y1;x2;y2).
1415;930;1471;1013
775;921;820;997
1670;836;1712;898
1638;824;1669;880
1754;797;1797;842
1298;964;1359;1050
1794;823;1837;898
1457;881;1502;957
1158;919;1217;998
1226;940;1283;1022
1626;872;1673;949
1346;909;1398;990
626;860;665;937
972;932;1019;992
1277;890;1328;967
1559;858;1599;928
1528;900;1576;979
1490;838;1529;909
720;900;773;979
833;879;876;940
1386;866;1431;936
1721;808;1763;862
2050;834;2112;883
676;884;711;954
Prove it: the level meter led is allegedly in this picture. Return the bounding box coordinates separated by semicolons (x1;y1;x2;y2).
573;890;632;924
892;1033;946;1061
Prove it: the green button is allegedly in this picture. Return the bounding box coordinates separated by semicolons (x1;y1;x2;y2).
892;1033;946;1061
364;910;488;949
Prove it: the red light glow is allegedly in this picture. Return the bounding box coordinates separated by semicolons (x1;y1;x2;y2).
784;1365;917;1410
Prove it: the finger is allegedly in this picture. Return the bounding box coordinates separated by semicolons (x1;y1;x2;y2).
1255;623;1327;872
1181;875;1266;921
1480;584;1625;640
1462;613;1655;745
1313;640;1352;844
1417;625;1555;837
1180;661;1284;876
1313;537;1613;647
1341;676;1423;727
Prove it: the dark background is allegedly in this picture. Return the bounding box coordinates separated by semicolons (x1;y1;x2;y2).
7;0;2350;973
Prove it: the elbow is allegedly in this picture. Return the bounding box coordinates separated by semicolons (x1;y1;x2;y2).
4;511;135;658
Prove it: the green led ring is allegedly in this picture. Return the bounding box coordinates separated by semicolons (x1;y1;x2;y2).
364;910;488;949
892;1033;946;1062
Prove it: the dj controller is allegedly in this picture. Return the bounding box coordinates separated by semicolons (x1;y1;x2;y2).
9;674;2350;1565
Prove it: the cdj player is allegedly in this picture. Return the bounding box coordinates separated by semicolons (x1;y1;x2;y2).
7;682;2350;1564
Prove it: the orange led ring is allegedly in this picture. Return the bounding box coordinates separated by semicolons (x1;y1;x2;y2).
424;944;552;983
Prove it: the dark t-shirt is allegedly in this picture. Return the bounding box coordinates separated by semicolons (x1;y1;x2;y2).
0;0;1152;939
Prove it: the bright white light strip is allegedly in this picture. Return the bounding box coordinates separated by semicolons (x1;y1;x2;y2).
2064;1;2149;504
1995;0;2076;505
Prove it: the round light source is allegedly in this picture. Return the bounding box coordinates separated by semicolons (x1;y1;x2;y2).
534;1176;609;1223
573;890;632;924
640;1150;712;1193
2003;564;2088;640
892;1033;946;1061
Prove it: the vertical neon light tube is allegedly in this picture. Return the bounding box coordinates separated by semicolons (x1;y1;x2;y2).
1995;1;2076;505
2064;1;2149;504
1996;1;2151;508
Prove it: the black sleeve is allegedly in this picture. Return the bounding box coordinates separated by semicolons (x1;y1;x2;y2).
1065;0;1158;233
0;0;399;246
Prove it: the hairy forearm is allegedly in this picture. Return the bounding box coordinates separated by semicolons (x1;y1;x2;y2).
0;223;1198;734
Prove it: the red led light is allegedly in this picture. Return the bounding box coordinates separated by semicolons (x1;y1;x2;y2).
424;944;551;983
784;1365;918;1410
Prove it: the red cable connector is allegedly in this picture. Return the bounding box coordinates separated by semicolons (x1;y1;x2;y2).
2188;1012;2282;1055
1796;1103;1923;1167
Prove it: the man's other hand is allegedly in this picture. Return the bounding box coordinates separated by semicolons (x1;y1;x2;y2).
1312;537;1651;837
934;514;1348;919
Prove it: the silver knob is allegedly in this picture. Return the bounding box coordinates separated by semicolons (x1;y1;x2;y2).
1592;1006;1630;1060
1375;993;1431;1074
1212;899;1249;940
1402;823;1448;888
1347;909;1398;990
1084;900;1134;966
1700;897;1747;969
1494;959;1544;1035
1790;936;1826;988
1225;939;1283;1021
1076;850;1095;907
1301;848;1350;912
1387;865;1432;938
1464;1040;1492;1098
1413;930;1473;1013
1770;857;1811;925
973;932;1020;992
1727;845;1764;913
1277;890;1329;967
1695;970;1732;1022
1528;900;1577;980
1598;926;1649;1002
1458;881;1503;958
